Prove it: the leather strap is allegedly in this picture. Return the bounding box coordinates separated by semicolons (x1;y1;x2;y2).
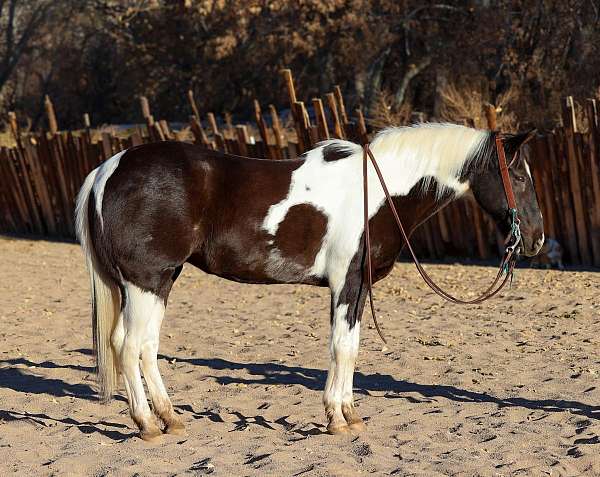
496;135;517;211
362;135;520;341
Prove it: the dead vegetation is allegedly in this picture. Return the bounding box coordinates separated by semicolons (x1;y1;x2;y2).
437;83;519;132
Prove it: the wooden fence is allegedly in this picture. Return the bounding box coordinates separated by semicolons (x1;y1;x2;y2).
0;70;598;267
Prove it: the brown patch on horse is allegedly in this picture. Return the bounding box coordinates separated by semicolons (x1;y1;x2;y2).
322;144;354;162
272;204;328;268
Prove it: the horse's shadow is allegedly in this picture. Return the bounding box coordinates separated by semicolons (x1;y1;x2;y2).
0;357;96;400
0;409;133;441
160;353;600;421
0;355;130;441
2;350;600;441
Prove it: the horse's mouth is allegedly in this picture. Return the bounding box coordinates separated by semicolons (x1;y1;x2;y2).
520;242;544;258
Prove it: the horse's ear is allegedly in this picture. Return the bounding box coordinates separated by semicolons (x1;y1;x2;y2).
503;129;537;152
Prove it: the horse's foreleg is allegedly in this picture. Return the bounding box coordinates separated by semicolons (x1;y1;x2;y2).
140;301;184;435
323;277;367;435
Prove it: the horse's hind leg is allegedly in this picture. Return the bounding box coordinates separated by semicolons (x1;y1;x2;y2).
119;282;163;441
140;294;184;435
324;271;367;435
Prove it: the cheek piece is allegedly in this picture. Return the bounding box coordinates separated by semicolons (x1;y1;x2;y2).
496;135;522;260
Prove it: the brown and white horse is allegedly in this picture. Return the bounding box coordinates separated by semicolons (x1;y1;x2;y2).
75;123;544;440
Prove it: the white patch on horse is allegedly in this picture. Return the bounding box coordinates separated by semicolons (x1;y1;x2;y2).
93;150;126;230
323;304;360;422
523;158;532;180
261;123;488;282
119;282;164;428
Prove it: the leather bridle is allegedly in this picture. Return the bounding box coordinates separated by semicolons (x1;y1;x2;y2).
362;135;522;344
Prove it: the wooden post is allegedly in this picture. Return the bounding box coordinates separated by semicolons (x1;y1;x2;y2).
82;113;92;155
312;98;329;140
585;99;600;266
562;96;591;264
44;95;58;135
325;93;343;139
140;96;160;141
281;69;307;152
565;96;578;132
188;89;201;122
207;112;219;135
484;103;497;130
224;112;234;138
235;125;250;157
130;129;143;146
189;115;210;147
531;138;557;240
294;101;311;151
23;140;58;234
158;120;172;139
152;122;165;141
254;100;271;158
2;148;33;233
334;86;349;123
270;104;283;133
140;96;151;119
269;104;285;159
207;113;225;151
548;131;577;261
356;108;368;144
281;69;297;104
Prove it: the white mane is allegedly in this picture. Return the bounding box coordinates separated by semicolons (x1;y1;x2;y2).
369;123;490;196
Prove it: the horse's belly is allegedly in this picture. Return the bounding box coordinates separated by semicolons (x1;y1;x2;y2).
187;234;326;286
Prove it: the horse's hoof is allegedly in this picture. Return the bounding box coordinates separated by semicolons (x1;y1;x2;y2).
140;427;163;442
164;421;185;436
327;423;351;435
347;419;366;433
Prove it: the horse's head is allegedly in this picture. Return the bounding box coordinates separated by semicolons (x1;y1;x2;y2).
470;130;544;257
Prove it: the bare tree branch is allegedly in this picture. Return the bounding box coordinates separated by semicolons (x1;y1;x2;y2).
393;56;432;109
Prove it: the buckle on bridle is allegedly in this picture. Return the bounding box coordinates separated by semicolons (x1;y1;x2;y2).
504;208;522;260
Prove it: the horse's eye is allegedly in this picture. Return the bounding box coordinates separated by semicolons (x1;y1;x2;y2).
514;175;525;183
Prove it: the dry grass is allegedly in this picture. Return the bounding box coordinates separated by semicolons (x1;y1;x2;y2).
438;83;519;132
368;84;521;133
368;90;413;130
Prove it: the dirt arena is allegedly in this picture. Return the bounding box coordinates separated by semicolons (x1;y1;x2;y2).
0;236;598;476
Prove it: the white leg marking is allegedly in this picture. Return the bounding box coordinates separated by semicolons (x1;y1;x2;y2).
324;304;361;432
139;299;182;432
93;150;126;230
119;282;160;435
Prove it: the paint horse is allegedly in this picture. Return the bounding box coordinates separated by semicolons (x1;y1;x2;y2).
75;123;544;440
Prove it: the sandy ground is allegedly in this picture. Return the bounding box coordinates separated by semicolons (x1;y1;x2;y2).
0;236;599;476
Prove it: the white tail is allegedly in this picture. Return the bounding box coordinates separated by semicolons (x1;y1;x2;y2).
75;168;120;402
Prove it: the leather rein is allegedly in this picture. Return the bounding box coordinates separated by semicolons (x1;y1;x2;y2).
362;135;522;344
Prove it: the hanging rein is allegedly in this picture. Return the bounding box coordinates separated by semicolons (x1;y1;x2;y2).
362;135;522;344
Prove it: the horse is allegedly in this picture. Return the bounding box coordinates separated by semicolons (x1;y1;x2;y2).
74;122;544;441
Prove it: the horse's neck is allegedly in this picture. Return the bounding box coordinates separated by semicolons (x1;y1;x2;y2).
391;181;456;235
